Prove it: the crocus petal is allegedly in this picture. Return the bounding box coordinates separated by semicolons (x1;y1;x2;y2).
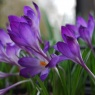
0;29;12;46
20;67;42;78
40;68;49;81
0;41;5;55
22;16;32;26
24;3;41;43
53;44;59;51
33;2;41;21
57;42;74;59
6;43;20;64
9;22;39;48
76;16;87;28
6;43;20;57
0;42;10;63
19;23;41;50
79;26;90;44
47;54;68;68
8;15;27;23
64;35;81;57
24;5;39;26
24;7;36;21
24;2;40;22
19;23;36;45
8;24;29;47
66;24;79;38
43;41;50;53
10;21;20;34
46;54;59;68
9;33;27;46
61;26;75;42
18;57;40;67
87;14;94;38
0;80;29;95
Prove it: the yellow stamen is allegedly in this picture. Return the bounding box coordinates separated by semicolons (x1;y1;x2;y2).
40;61;47;66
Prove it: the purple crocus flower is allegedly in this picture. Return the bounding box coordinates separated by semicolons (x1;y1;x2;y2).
0;29;21;67
7;3;50;66
8;2;42;44
18;57;49;80
8;21;47;62
56;26;82;63
56;26;95;79
77;14;94;48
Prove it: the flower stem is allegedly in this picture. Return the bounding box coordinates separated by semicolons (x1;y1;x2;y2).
0;79;30;95
82;63;95;81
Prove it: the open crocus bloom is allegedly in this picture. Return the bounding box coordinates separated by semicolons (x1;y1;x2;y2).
18;52;65;81
18;57;49;81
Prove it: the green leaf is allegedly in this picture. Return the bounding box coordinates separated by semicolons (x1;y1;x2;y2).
56;66;68;95
36;76;49;95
